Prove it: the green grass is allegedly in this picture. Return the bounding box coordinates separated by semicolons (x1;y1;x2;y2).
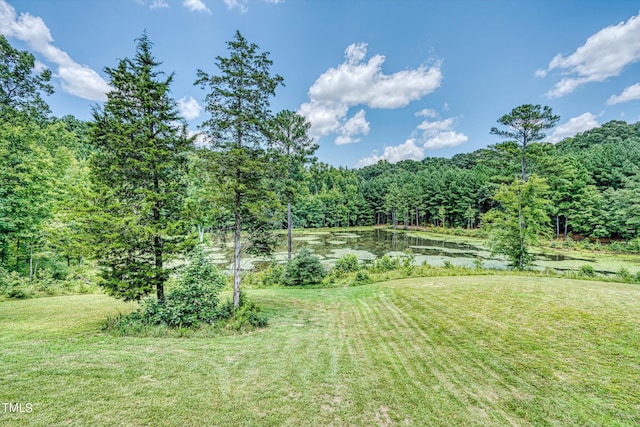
2;276;639;426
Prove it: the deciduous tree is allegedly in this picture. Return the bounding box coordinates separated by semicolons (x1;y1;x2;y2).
483;175;550;270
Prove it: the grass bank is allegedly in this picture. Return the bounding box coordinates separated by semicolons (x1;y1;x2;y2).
1;276;639;426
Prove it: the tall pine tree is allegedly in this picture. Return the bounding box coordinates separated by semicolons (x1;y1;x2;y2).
196;31;283;308
268;110;317;260
89;33;191;301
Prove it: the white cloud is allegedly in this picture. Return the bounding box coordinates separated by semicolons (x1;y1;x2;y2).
0;0;110;101
183;0;212;13
416;117;454;133
415;108;438;118
335;109;369;145
150;0;169;9
177;96;202;120
298;101;347;139
423;130;468;149
538;11;640;97
607;83;640;104
136;0;169;9
414;112;468;150
223;0;247;13
300;42;442;143
357;139;424;167
547;112;600;143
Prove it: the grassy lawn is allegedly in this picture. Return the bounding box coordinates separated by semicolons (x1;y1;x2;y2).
1;276;639;426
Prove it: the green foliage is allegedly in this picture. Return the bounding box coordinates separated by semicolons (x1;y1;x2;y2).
260;262;284;287
112;248;225;328
334;254;360;274
351;270;372;286
617;267;632;282
219;293;269;331
579;264;596;277
371;255;400;273
490;104;560;181
484;175;550;270
196;30;284;308
141;249;225;327
282;248;326;286
89;33;192;301
0;34;53;121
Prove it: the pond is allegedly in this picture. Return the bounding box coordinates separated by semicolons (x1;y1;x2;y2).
205;228;636;275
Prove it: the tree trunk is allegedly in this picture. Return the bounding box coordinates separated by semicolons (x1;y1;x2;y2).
153;170;164;301
521;139;528;182
197;224;205;244
29;243;33;282
564;216;568;238
154;234;164;300
233;198;242;309
556;214;560;237
287;201;292;260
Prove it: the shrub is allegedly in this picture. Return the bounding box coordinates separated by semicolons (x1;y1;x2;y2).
579;264;595;277
617;267;632;282
131;247;226;328
282;248;325;286
371;255;400;273
334;254;360;274
261;262;284;287
351;270;372;286
221;293;269;331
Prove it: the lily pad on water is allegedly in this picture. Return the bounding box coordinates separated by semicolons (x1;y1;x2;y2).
293;236;321;241
327;240;347;245
327;248;377;261
333;233;361;238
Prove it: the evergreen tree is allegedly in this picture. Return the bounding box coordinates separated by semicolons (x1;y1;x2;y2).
89;33;192;301
196;31;283;308
490;104;559;181
268;110;317;260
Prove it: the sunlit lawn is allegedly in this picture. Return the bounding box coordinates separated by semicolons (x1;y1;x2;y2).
1;276;639;426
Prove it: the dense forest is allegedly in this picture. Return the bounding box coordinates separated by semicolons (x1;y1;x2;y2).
3;31;640;300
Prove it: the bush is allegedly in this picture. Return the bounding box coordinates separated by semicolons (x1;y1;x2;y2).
617;267;632;282
579;264;596;277
261;262;284;287
334;254;360;274
351;270;372;286
371;256;400;273
134;247;225;328
282;248;325;286
220;293;269;331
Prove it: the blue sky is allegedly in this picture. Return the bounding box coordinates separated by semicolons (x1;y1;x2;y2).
2;0;640;168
